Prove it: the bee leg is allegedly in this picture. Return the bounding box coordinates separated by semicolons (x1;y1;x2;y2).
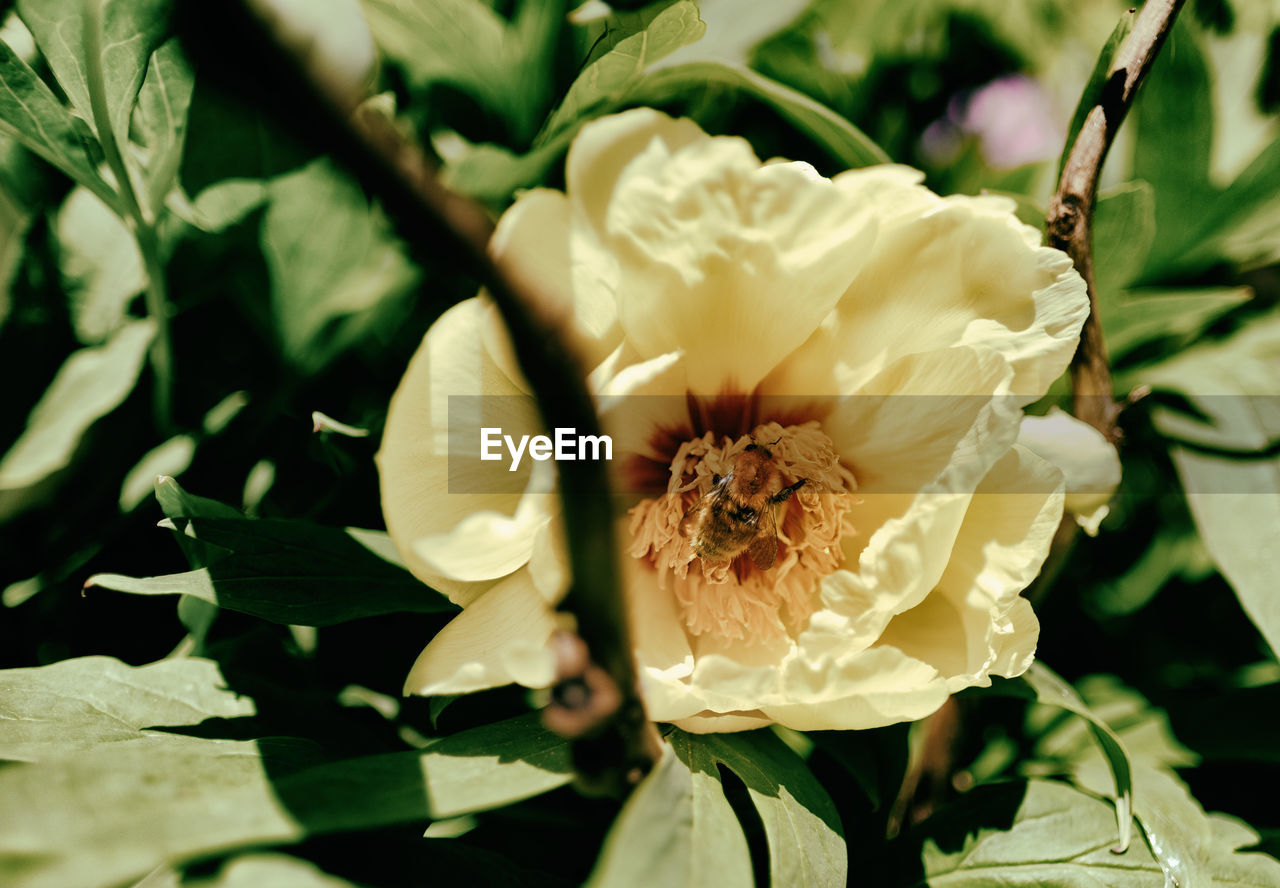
771;478;807;504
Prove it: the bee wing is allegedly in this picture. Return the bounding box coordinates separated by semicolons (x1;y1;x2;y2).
681;485;721;547
747;501;778;570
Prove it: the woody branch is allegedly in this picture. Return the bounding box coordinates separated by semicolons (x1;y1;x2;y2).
901;0;1190;830
1048;0;1188;442
184;0;662;792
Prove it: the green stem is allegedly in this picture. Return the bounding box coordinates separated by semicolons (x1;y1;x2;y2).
83;0;174;432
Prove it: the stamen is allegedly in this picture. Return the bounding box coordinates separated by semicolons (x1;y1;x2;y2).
628;421;856;642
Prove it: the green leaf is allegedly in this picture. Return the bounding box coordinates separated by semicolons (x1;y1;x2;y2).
285;713;572;823
1144;311;1280;659
0;178;26;333
1056;8;1136;179
0;39;115;206
55;185;145;344
134;38;194;217
360;0;561;144
684;730;846;888
808;723;909;812
444;0;885;205
1086;522;1213;616
1015;663;1135;853
184;854;360;888
1029;675;1196;773
180;78;314;196
0;712;569;888
89;478;450;624
632;61;889;168
155;474;242;521
587;743;752;888
1024;675;1254;888
655;0;811;68
86;510;456;626
0;319;153;523
909;779;1280;888
16;0;171;150
1092;181;1155;298
537;0;706;145
0;656;253;763
1133;17;1216;278
1103;287;1252;364
261;158;420;373
118;435;196;511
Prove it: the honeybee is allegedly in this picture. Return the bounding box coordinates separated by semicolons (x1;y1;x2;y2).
680;440;807;570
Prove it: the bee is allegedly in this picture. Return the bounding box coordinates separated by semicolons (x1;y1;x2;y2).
680;440;807;570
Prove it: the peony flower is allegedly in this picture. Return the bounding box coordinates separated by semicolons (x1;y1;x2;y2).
378;109;1094;733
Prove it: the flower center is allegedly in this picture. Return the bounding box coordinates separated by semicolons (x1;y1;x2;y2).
627;421;856;642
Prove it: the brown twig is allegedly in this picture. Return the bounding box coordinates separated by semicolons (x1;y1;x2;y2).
187;2;661;792
1048;0;1188;442
898;0;1189;831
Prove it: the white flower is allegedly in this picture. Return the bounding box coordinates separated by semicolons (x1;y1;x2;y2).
378;109;1092;732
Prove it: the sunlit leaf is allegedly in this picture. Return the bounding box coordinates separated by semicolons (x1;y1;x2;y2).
134;39;195;216
0;712;569;888
538;0;706;144
0;180;25;332
0;319;153;523
118;435;196;511
55;185;145;344
1015;663;1135;853
633;61;888;168
0;656;254;763
1024;674;1267;888
16;0;171;150
907;779;1280;888
361;0;562;144
1103;287;1252;364
185;854;360;887
0;39;115;206
684;730;846;888
1144;311;1280;659
587;743;752;888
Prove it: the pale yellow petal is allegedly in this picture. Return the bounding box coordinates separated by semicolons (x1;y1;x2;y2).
566;108;708;238
489;187;622;369
805;347;1024;643
677;645;948;731
412;494;554;584
777;173;1088;399
878;445;1062;690
627;566;694;678
598;127;876;392
402;571;556;696
823;345;1020;496
595;350;690;473
377;297;541;604
670;712;773;734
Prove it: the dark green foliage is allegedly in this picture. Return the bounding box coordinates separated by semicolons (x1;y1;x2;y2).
2;1;1279;886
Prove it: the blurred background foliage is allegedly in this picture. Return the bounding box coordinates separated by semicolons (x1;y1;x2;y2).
1;0;1279;885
